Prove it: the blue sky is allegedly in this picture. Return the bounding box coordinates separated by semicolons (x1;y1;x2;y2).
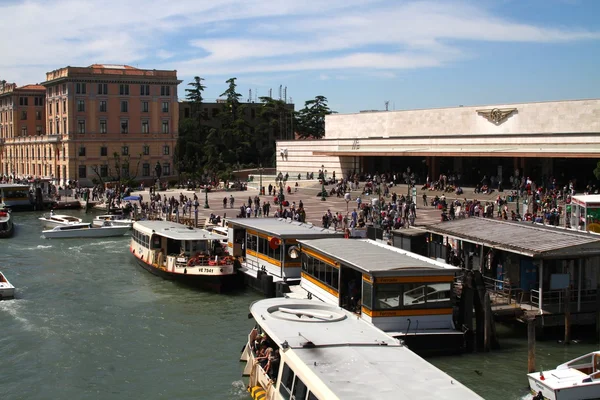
1;0;599;113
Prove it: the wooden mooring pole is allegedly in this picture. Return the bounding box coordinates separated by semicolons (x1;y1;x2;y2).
564;286;571;345
528;317;536;373
484;292;491;352
596;286;600;344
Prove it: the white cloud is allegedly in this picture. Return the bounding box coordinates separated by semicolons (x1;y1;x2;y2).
0;0;598;86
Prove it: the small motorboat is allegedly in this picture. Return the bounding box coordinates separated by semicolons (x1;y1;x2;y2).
0;271;15;300
528;351;600;400
0;208;14;238
92;214;133;229
39;211;83;228
42;221;130;239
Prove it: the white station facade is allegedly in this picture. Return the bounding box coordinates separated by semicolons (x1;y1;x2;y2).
276;99;600;186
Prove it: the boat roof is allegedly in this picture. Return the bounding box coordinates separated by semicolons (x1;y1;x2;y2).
227;218;343;239
134;220;223;241
251;298;482;400
298;238;459;275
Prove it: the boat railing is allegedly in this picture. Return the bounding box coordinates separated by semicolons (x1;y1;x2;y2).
246;346;276;397
175;254;234;268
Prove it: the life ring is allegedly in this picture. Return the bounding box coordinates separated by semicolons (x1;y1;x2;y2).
187;258;196;267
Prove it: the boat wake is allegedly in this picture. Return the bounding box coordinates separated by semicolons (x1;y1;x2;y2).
0;300;36;333
229;380;249;398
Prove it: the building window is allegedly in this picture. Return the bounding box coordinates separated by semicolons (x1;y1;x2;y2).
161;102;169;113
120;120;128;134
49;103;52;115
141;120;149;134
160;86;170;96
100;164;108;177
62;84;67;94
98;83;108;95
121;146;129;156
163;145;170;155
34;97;43;106
78;165;87;178
76;83;87;94
78;146;86;156
63;99;66;113
35;111;41;120
119;84;129;95
36;126;42;135
141;101;149;113
163;163;170;175
99;100;107;112
100;146;107;156
63;119;67;134
19;97;28;106
142;163;150;177
78;120;86;134
20;111;27;120
56;120;60;134
21;126;27;136
140;84;150;96
212;108;219;117
77;100;85;112
99;120;107;134
55;102;59;114
162;121;169;134
121;163;129;178
143;145;150;155
120;100;128;113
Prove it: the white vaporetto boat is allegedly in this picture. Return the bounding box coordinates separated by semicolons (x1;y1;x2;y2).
39;211;83;228
0;208;14;238
240;298;483;400
42;222;130;239
528;351;600;400
0;271;15;300
92;214;134;229
130;220;242;292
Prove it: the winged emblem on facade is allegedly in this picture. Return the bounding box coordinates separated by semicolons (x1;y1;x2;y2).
476;108;517;125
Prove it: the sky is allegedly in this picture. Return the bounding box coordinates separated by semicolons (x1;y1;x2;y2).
1;0;599;114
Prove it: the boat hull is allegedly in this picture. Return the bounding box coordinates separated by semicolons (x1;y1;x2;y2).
0;273;15;300
0;223;15;238
133;255;243;293
43;226;130;239
528;374;600;400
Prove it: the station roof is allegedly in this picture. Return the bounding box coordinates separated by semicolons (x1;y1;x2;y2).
251;298;482;400
298;238;458;275
425;218;600;258
227;218;343;239
572;195;600;206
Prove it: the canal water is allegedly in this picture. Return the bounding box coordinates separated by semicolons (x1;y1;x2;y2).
1;210;598;400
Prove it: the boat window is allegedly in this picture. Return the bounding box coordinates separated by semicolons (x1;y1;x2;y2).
258;237;267;254
374;282;452;310
279;363;294;400
307;393;319;400
151;235;161;249
246;234;257;252
292;376;308;400
301;254;339;291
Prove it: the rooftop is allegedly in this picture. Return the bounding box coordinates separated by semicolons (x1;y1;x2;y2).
18;84;46;91
425;218;600;258
133;220;224;241
88;64;138;70
227;218;343;239
251;298;482;400
298;238;458;274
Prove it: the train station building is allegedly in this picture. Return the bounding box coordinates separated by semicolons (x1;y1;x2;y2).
276;99;600;187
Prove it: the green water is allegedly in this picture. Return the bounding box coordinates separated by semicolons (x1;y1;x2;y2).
1;210;597;399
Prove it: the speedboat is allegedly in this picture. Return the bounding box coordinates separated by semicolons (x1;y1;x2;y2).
43;222;130;239
0;208;14;238
39;211;83;228
528;351;600;400
0;271;15;300
92;214;133;229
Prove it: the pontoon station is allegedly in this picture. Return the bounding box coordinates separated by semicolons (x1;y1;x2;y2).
225;218;342;297
0;184;32;210
290;238;464;354
240;298;482;400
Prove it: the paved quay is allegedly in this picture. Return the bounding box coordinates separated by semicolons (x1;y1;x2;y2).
127;181;522;229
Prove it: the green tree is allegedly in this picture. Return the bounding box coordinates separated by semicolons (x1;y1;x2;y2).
295;95;332;139
255;96;290;165
176;76;207;175
218;77;250;165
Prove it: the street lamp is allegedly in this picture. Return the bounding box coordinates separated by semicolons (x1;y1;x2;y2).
259;163;264;196
204;186;210;209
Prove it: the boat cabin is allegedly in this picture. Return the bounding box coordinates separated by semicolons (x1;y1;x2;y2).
0;184;32;210
225;218;342;295
295;238;463;353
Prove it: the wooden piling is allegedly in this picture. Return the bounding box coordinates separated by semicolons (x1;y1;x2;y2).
596;286;600;344
528;317;536;373
564;286;571;345
484;292;491;352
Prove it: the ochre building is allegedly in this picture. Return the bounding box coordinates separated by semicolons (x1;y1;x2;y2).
0;64;181;186
276;99;600;187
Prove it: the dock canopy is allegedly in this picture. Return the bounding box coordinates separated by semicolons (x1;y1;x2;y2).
227;218;342;239
425;218;600;259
